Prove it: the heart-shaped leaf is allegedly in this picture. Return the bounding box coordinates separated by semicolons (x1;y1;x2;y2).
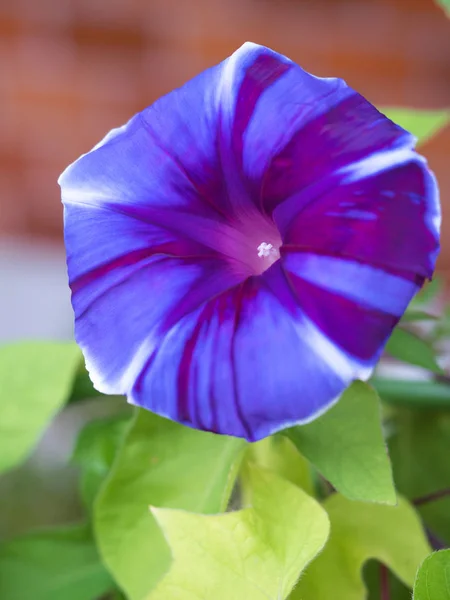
147;466;329;600
291;494;430;599
413;550;450;599
94;409;246;600
285;381;396;504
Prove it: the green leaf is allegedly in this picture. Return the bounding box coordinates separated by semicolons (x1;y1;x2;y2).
372;378;450;409
291;494;431;600
68;362;103;403
72;413;130;510
385;327;442;374
410;277;443;309
435;0;450;17
0;341;81;474
285;381;396;504
0;524;114;600
408;275;444;310
244;434;314;496
388;409;450;544
413;550;450;599
401;310;438;323
434;304;450;341
148;466;329;600
383;108;449;145
94;409;246;600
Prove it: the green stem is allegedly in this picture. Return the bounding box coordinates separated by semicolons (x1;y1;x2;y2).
414;488;450;506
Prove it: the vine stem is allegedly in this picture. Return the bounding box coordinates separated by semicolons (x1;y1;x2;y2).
413;487;450;506
380;564;390;600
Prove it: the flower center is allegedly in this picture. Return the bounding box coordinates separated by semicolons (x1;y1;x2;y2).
256;241;280;272
222;213;282;278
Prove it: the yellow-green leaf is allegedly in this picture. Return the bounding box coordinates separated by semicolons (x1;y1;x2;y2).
147;466;329;600
245;434;314;495
291;494;430;600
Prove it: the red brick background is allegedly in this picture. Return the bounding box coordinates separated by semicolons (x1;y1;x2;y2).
1;0;449;269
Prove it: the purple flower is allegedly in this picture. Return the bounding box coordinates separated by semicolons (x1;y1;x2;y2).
59;43;440;442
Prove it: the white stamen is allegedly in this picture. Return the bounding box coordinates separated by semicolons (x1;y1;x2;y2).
256;242;280;273
257;242;275;258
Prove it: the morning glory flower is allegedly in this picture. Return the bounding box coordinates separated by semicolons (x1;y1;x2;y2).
59;42;440;442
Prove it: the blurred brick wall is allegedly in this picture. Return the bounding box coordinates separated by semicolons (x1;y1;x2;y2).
1;0;449;268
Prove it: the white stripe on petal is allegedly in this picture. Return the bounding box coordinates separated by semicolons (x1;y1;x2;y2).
294;314;375;382
284;253;419;316
339;147;417;184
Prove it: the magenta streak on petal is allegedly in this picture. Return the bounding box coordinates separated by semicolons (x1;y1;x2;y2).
283;160;437;279
241;77;351;202
124;256;239;373
279;247;425;287
59;42;441;441
134;282;256;438
177;302;211;431
273;167;346;237
262;93;413;217
138;114;231;222
216;51;291;220
230;281;254;440
232;53;292;168
69;236;228;325
283;267;399;361
88;201;247;270
177;285;248;436
90;197;283;280
79;255;240;396
263;262;374;384
69;242;217;296
170;289;250;436
282;252;420;316
70;251;170;321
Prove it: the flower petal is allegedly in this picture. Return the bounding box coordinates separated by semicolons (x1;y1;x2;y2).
256;92;413;216
66;203;241;395
282;253;419;317
60;43;413;226
220;44;414;217
59;109;228;228
73;254;239;394
280;153;440;279
281;253;418;361
59;42;441;441
129;266;372;441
